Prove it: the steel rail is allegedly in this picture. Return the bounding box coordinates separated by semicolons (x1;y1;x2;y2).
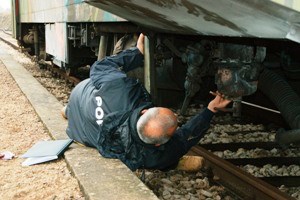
190;146;294;200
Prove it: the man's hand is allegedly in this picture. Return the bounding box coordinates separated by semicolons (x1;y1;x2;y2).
137;33;145;54
208;91;232;113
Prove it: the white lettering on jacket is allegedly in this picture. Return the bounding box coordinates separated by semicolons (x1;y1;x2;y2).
95;96;104;125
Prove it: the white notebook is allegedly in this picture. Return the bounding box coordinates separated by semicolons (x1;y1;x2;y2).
21;139;73;166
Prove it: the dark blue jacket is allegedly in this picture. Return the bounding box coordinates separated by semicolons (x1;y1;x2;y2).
66;47;214;171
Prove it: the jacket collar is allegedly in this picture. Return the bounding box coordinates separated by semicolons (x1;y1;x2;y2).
129;102;159;148
129;103;167;151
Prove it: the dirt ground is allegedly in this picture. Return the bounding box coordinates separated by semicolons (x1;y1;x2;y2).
0;60;84;199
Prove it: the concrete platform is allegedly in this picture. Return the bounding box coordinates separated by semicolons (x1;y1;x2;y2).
0;36;158;200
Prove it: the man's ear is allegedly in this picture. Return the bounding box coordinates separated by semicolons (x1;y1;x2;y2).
141;109;148;115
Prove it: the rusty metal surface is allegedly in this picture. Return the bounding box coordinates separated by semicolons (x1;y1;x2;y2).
190;146;294;200
85;0;300;43
17;0;125;23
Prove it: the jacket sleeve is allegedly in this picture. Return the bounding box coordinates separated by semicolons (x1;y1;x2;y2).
174;108;214;151
90;47;144;88
144;108;215;170
166;108;214;158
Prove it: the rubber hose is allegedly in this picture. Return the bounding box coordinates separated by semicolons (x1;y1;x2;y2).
276;128;300;148
258;68;300;129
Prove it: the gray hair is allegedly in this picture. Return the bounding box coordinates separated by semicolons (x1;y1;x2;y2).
136;107;177;144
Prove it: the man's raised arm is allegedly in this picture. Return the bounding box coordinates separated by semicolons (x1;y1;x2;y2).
90;34;145;88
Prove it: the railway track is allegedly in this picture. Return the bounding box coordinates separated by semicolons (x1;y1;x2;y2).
2;31;300;199
0;30;82;86
190;145;295;200
191;114;300;200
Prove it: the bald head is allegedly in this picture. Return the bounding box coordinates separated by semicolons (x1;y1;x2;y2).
136;107;178;145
